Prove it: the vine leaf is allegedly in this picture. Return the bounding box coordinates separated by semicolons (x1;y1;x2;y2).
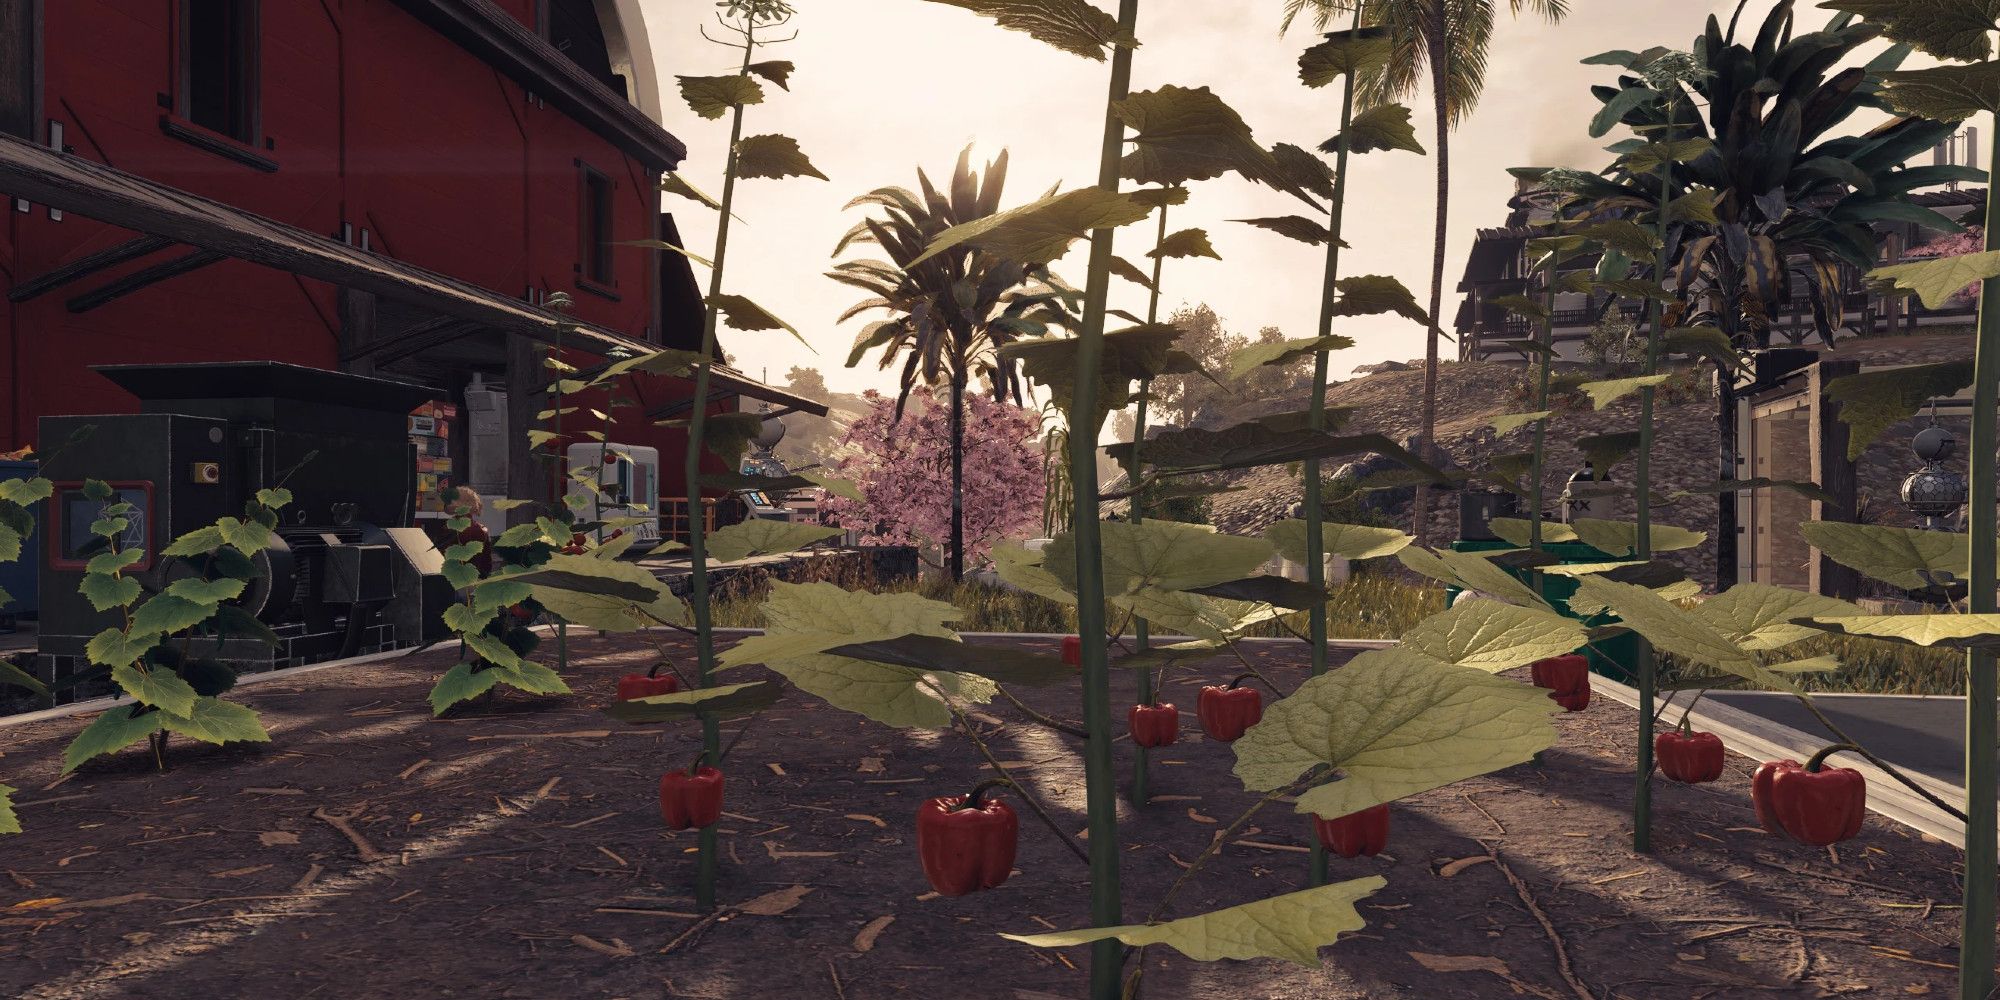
0;784;16;835
1570;577;1801;692
1399;599;1590;673
1147;228;1221;261
707;520;844;563
825;635;1073;687
1798;521;1973;591
911;187;1151;267
1824;361;1975;459
1225;336;1353;378
505;553;682;633
677;74;765;120
1331;275;1432;328
1108;255;1156;291
1791;613;2000;649
62;705;165;774
922;0;1136;61
1000;877;1385;966
1488;411;1552;435
1232;216;1340;246
1576;375;1671;410
745;60;795;90
1298;26;1394;87
1001;323;1183;416
1867;252;2000;309
1691;584;1864;652
1233;646;1560;818
1487;518;1577;547
735;135;830;182
429;662;502;716
662;173;724;211
1044;519;1271;597
1817;1;2000;60
707;293;811;350
1321;104;1425;156
1263;520;1411;563
1114;85;1277;187
603;681;786;723
1569;518;1707;557
159;697;270;746
1576;431;1642;476
1878;61;2000;121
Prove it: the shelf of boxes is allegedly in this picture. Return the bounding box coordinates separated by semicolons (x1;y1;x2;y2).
410;401;458;516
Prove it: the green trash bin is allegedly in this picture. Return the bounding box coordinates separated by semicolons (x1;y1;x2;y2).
1442;538;1642;683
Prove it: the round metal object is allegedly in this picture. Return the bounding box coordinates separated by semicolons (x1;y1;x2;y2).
1913;425;1957;463
1902;466;1968;519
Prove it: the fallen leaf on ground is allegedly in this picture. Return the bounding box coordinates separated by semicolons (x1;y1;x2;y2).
845;813;887;828
259;832;300;847
1410;952;1511;976
1186;808;1217;824
571;933;635;958
1438;857;1492;878
737;885;814;916
852;914;894;952
9;898;64;910
767;763;788;776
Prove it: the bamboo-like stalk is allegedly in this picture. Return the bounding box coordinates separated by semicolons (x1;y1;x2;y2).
1130;198;1169;809
1528;245;1562;551
1956;117;1999;1000
683;22;760;914
1069;3;1140;996
1630;133;1671;855
1301;3;1362;890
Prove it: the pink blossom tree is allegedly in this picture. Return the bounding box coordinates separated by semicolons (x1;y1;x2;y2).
1908;227;1986;304
822;388;1045;569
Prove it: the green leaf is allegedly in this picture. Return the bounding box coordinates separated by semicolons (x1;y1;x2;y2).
1114;85;1275;187
825;634;1073;687
1825;361;1976;459
1574;220;1660;259
662;172;724;211
1115;588;1290;642
734;134;829;182
707;293;810;350
84;548;144;575
1619;139;1715;174
1867;253;2000;311
1322;103;1425;156
745;59;795;89
1791;613;2000;649
615;238;713;268
800;471;865;502
443;603;498;635
0;784;17;835
1691;584;1864;652
441;561;479;590
80;572;142;611
1577;374;1671;410
1147;227;1221;261
677;74;764;120
1570;577;1798;692
1569;518;1706;558
1395;547;1551;611
86;627;161;669
215;605;280;649
1108;254;1157;291
216;517;272;555
1668;188;1721;225
990;543;1078;605
1298;26;1393;87
1001;877;1384;967
88;516;129;539
910;186;1151;268
111;662;198;716
1225;336;1353;378
1817;1;2000;60
506;553;681;632
1232;215;1338;246
429;661;502;715
1799;521;1973;590
1879;61;2000;121
62;705;165;773
1486;518;1577;547
1489;411;1552;435
0;523;17;563
1046;519;1271;597
1002;323;1184;416
1233;646;1560;818
1590;86;1656;139
463;632;524;672
717;582;971;729
254;487;293;509
1331;275;1431;328
1399;599;1590;673
1663;325;1741;369
1670;479;1832;503
1263;519;1411;563
707;520;844;563
0;477;51;506
1187;575;1326;610
486;659;572;697
158;697;269;746
922;0;1135;60
1576;431;1642;477
0;658;47;697
603;680;786;724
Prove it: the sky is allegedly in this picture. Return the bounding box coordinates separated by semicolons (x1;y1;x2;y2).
633;0;1820;399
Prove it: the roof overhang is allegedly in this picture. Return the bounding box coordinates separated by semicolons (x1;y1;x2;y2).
0;135;823;417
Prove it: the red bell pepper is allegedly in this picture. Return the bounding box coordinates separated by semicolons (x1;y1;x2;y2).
916;778;1018;897
1530;654;1591;712
1655;728;1725;784
1197;674;1263;743
617;662;682;701
1752;744;1866;846
1128;702;1180;748
659;761;724;831
1312;803;1390;858
1060;635;1082;668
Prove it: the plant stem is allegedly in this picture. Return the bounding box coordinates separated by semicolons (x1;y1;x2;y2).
1071;4;1140;995
935;687;1089;865
1130;197;1168;809
1961;118;2000;1000
1302;3;1362;889
995;684;1089;739
1631;126;1671;856
1529;248;1563;550
683;24;759;914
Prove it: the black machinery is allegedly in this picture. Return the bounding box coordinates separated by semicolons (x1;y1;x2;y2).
35;362;456;696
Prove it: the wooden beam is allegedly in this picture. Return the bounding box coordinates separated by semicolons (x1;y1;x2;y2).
341;312;460;363
8;234;174;302
505;332;545;527
371;319;483;369
337;288;379;375
65;248;223;313
0;0;38;142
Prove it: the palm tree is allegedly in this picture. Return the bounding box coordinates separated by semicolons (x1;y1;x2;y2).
830;147;1073;580
1285;0;1569;546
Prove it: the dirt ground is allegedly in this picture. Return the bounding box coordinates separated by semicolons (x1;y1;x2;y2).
0;631;1985;999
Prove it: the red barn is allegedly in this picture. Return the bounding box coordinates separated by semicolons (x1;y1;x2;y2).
0;0;819;529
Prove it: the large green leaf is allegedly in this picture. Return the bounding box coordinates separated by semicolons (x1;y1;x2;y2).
911;187;1151;268
129;594;218;637
1225;335;1353;378
707;294;810;349
1298;27;1393;87
0;659;48;697
1233;647;1560;818
923;0;1135;60
1570;577;1797;692
1000;877;1384;967
990;543;1078;605
80;572;142;612
1147;227;1221;261
1576;431;1642;477
158;697;269;746
1818;1;2000;60
109;662;197;717
717;583;974;729
1322;103;1425;156
1577;374;1671;410
485;659;572;697
1690;584;1864;652
1487;518;1578;547
0;476;50;505
1395;547;1551;611
707;520;844;563
0;784;17;835
1045;519;1270;597
429;662;502;716
1867;253;2000;310
62;705;165;773
1114;85;1276;187
1263;519;1411;563
677;74;764;120
1232;215;1337;246
734;134;829;181
1671;479;1832;503
1188;575;1326;610
1798;521;1973;590
1569;518;1707;558
1331;275;1431;328
1399;599;1589;673
662;172;724;211
603;680;786;723
1108;422;1438;480
1001;323;1183;416
745;60;795;89
1878;61;2000;121
1791;613;2000;649
1115;588;1290;642
1825;361;1975;460
86;628;162;669
1489;411;1553;435
825;635;1073;687
515;554;682;633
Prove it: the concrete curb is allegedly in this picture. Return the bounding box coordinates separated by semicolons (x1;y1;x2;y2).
1592;673;1976;848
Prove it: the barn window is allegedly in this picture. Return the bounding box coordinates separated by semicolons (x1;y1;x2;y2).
181;0;259;143
579;163;615;287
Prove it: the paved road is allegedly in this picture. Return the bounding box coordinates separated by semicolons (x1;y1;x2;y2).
1700;691;1996;787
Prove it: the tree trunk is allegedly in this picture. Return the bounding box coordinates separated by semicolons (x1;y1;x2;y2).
949;370;966;582
1411;23;1449;549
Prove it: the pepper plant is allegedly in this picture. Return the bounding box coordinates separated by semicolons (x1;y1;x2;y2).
0;456;59;834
